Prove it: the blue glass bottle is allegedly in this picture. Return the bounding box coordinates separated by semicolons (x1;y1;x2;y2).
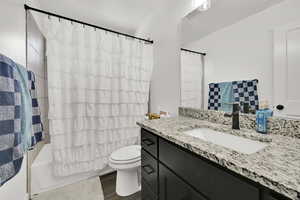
256;109;273;134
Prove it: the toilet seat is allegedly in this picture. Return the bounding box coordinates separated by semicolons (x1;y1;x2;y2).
108;145;142;196
110;145;141;165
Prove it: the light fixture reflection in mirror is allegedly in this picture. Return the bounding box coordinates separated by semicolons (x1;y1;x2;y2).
193;0;211;11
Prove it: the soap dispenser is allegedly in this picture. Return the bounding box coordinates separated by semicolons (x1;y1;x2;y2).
256;100;273;134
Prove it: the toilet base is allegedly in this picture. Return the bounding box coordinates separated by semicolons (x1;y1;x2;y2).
116;168;140;196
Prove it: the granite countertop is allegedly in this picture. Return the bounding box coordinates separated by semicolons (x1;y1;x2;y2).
137;117;300;200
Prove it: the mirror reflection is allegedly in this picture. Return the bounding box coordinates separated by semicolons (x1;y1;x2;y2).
180;0;300;118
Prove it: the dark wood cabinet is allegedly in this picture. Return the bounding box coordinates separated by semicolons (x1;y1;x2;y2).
141;129;158;158
141;129;159;200
159;163;207;200
141;150;158;195
159;138;259;200
262;190;290;200
142;180;157;200
141;128;291;200
264;195;278;200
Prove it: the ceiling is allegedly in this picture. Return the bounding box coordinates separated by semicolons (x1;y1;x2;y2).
35;0;167;35
182;0;284;45
30;0;285;43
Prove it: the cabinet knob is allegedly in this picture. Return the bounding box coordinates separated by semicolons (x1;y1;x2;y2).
276;105;284;110
142;164;155;175
142;138;154;146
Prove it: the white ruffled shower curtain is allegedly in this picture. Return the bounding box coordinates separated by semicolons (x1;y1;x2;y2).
181;50;204;109
36;14;153;176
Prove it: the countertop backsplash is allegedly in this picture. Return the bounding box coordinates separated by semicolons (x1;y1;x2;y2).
179;107;300;139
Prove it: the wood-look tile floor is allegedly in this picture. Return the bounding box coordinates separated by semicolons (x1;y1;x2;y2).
100;172;141;200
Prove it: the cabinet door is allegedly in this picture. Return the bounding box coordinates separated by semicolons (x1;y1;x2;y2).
142;180;157;200
262;190;291;200
159;164;207;200
142;150;158;195
141;129;158;158
159;138;259;200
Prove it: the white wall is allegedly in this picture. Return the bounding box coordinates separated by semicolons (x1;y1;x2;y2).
136;15;181;115
185;0;300;109
0;1;27;200
0;1;26;64
136;0;196;116
0;0;40;199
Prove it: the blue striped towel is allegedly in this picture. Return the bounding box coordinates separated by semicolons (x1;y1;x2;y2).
14;63;33;151
28;71;44;147
219;82;234;113
0;54;24;186
0;54;44;186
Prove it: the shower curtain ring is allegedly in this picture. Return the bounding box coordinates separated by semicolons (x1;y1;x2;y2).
48;15;51;20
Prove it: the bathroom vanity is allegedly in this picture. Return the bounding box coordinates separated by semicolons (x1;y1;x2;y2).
138;113;300;200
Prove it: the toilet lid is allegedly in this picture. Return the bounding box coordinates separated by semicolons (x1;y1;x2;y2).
110;145;141;162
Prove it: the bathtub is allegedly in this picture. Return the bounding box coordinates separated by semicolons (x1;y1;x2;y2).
31;144;114;195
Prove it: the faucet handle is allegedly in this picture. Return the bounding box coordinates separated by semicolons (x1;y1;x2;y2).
233;103;240;113
224;113;232;118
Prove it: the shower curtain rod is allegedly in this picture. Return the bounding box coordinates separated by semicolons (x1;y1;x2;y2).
181;48;206;56
24;4;154;44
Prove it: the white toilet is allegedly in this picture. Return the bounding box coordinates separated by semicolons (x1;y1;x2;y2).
109;145;141;196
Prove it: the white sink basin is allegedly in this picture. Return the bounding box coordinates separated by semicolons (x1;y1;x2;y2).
184;128;268;154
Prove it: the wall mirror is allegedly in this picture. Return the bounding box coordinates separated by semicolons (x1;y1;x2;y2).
180;0;300;118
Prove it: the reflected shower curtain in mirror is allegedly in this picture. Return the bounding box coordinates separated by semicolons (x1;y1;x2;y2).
35;14;153;176
180;51;204;109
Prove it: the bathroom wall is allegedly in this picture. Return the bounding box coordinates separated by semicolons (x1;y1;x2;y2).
26;10;50;197
136;14;182;116
0;0;41;199
184;0;300;109
26;8;50;154
136;0;196;116
0;1;27;199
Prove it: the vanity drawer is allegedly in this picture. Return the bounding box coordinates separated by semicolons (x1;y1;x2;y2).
141;129;158;158
159;138;260;200
141;149;158;195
